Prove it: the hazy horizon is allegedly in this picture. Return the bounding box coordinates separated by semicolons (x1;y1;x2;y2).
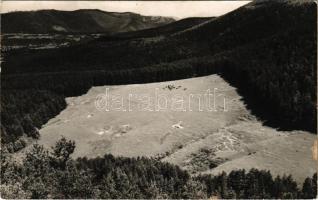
1;1;251;19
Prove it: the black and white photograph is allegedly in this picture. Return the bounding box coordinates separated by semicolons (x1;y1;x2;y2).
0;0;317;199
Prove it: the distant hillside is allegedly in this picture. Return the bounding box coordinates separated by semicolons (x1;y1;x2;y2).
99;17;214;41
1;9;175;34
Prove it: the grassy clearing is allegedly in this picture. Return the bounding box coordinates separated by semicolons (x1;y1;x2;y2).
29;75;317;184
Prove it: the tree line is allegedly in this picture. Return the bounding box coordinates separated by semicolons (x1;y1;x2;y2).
1;137;316;199
1;89;66;149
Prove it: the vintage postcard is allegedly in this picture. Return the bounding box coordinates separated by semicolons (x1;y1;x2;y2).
1;0;317;199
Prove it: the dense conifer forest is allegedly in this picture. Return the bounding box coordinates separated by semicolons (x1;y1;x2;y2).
1;138;317;199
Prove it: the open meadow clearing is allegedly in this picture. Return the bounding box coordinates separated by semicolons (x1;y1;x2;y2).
35;75;317;184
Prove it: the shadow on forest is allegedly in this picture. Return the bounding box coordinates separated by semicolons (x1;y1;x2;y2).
219;73;317;134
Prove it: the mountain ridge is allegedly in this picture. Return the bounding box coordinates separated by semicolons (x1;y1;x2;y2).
98;17;214;41
1;9;175;33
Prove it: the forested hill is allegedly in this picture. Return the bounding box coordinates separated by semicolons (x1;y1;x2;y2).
1;137;317;199
176;0;316;51
2;0;315;74
1;0;317;148
1;9;175;34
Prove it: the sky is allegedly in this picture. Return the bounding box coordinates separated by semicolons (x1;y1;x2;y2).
1;1;251;19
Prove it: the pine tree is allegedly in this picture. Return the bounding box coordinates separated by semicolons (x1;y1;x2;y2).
302;177;315;199
50;136;75;169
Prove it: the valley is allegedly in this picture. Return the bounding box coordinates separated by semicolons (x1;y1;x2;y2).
1;33;104;51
